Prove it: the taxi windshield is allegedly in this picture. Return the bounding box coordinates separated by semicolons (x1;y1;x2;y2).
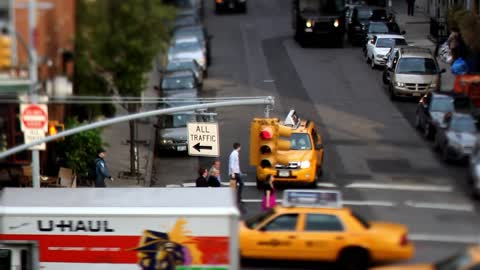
290;133;312;150
245;209;275;229
435;252;471;270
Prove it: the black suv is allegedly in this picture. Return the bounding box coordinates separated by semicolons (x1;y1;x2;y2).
348;6;390;44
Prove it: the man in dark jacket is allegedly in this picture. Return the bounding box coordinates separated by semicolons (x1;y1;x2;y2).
195;168;209;187
95;148;113;187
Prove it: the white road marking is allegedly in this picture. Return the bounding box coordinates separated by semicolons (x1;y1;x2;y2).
404;201;475;212
342;200;396;207
409;234;480;244
345;182;453;192
263;79;275;83
317;183;337;188
165;184;182;188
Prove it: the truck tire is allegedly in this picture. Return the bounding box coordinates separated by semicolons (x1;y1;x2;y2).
338;248;370;270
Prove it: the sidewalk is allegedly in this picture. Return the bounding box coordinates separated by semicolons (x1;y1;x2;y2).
391;0;455;91
101;62;159;187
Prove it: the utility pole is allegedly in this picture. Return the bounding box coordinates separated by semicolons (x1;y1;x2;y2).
28;0;40;188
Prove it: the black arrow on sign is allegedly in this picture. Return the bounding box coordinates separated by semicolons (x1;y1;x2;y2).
193;143;213;152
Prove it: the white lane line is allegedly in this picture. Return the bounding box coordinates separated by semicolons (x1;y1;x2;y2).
165;184;183;188
345;182;453;192
317;183;337;188
263;79;275;83
405;201;475;212
409;234;480;244
343;200;396;207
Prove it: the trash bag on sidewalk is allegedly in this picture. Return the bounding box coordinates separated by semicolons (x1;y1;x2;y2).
438;41;452;63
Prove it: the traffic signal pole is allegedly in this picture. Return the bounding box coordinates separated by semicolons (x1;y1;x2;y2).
0;97;275;161
28;0;40;188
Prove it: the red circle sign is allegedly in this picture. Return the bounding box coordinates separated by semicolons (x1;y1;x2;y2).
21;104;48;129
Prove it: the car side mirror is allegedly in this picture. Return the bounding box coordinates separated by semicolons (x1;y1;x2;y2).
401;30;406;35
153;124;160;129
154;86;160;91
440;68;446;74
315;143;323;150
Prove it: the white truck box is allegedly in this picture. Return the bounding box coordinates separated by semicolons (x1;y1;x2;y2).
0;188;240;270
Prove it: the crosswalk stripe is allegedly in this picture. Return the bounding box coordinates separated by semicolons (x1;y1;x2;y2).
409;234;480;244
404;200;474;212
345;182;453;192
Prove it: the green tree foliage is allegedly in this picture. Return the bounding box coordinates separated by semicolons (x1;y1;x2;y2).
56;118;105;176
74;0;175;174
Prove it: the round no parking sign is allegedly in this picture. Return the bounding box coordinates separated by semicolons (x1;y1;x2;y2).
20;104;48;131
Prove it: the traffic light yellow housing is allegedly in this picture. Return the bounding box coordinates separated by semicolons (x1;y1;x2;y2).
0;35;12;69
249;118;292;168
48;121;65;140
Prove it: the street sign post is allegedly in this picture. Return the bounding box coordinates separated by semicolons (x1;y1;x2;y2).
20;103;48;150
187;122;219;157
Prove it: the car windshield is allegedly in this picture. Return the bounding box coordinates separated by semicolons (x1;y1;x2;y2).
163;114;192;128
430;97;454;112
162;76;195;90
172;42;201;52
299;0;344;14
369;22;400;33
245;209;275;229
396;57;438;74
175;29;204;42
376;38;406;48
290;133;312;150
450;117;477;133
167;61;196;72
435;252;471;270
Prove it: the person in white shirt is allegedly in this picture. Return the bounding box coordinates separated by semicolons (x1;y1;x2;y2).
228;142;243;202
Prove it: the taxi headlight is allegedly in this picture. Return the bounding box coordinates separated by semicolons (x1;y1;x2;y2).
333;19;339;28
160;139;174;145
306;20;313;28
300;160;311;169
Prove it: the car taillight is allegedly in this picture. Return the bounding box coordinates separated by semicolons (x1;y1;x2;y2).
400;234;409;246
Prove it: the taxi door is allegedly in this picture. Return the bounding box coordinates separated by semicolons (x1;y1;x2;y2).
298;213;347;261
252;213;304;260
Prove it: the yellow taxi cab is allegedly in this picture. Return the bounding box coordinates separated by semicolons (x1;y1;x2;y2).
239;190;414;270
371;246;480;270
256;110;324;187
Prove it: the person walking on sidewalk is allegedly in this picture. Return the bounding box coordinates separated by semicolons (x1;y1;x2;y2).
229;142;244;202
196;168;209;187
95;148;113;187
406;0;415;16
262;175;277;211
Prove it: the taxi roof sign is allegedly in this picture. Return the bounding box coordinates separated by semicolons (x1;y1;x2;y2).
282;190;342;208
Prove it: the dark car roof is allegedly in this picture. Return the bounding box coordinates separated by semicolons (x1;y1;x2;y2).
163;70;195;78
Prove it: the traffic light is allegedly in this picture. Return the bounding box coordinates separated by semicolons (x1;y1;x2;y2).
48;121;65;140
0;34;12;69
250;118;292;168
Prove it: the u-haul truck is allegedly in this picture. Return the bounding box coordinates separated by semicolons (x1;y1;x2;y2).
0;188;240;270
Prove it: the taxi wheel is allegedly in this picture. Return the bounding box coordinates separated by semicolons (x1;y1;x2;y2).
338;248;369;270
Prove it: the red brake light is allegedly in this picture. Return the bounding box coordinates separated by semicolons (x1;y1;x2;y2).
260;129;273;140
400;234;408;246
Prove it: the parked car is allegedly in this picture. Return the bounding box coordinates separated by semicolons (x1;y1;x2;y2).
168;40;207;73
173;25;211;64
362;21;404;53
155;112;195;153
469;143;480;199
434;112;478;162
385;46;445;100
366;34;407;69
382;44;409;84
347;6;389;44
215;0;247;14
345;0;366;26
174;10;201;29
415;92;474;139
165;59;204;85
160;70;199;96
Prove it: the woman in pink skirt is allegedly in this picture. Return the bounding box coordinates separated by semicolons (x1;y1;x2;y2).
261;174;276;211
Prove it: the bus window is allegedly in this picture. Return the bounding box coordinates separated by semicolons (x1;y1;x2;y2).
0;249;12;270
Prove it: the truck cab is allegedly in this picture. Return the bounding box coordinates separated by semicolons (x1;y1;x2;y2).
292;0;346;47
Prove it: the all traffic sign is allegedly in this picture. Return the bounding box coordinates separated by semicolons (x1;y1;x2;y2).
20;104;48;131
187;122;219;157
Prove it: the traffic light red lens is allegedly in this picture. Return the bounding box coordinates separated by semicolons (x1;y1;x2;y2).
260;130;272;140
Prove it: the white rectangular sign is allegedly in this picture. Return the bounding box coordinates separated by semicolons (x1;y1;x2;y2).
24;129;46;150
187;122;219;157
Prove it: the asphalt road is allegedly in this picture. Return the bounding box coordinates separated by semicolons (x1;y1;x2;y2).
152;0;480;267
